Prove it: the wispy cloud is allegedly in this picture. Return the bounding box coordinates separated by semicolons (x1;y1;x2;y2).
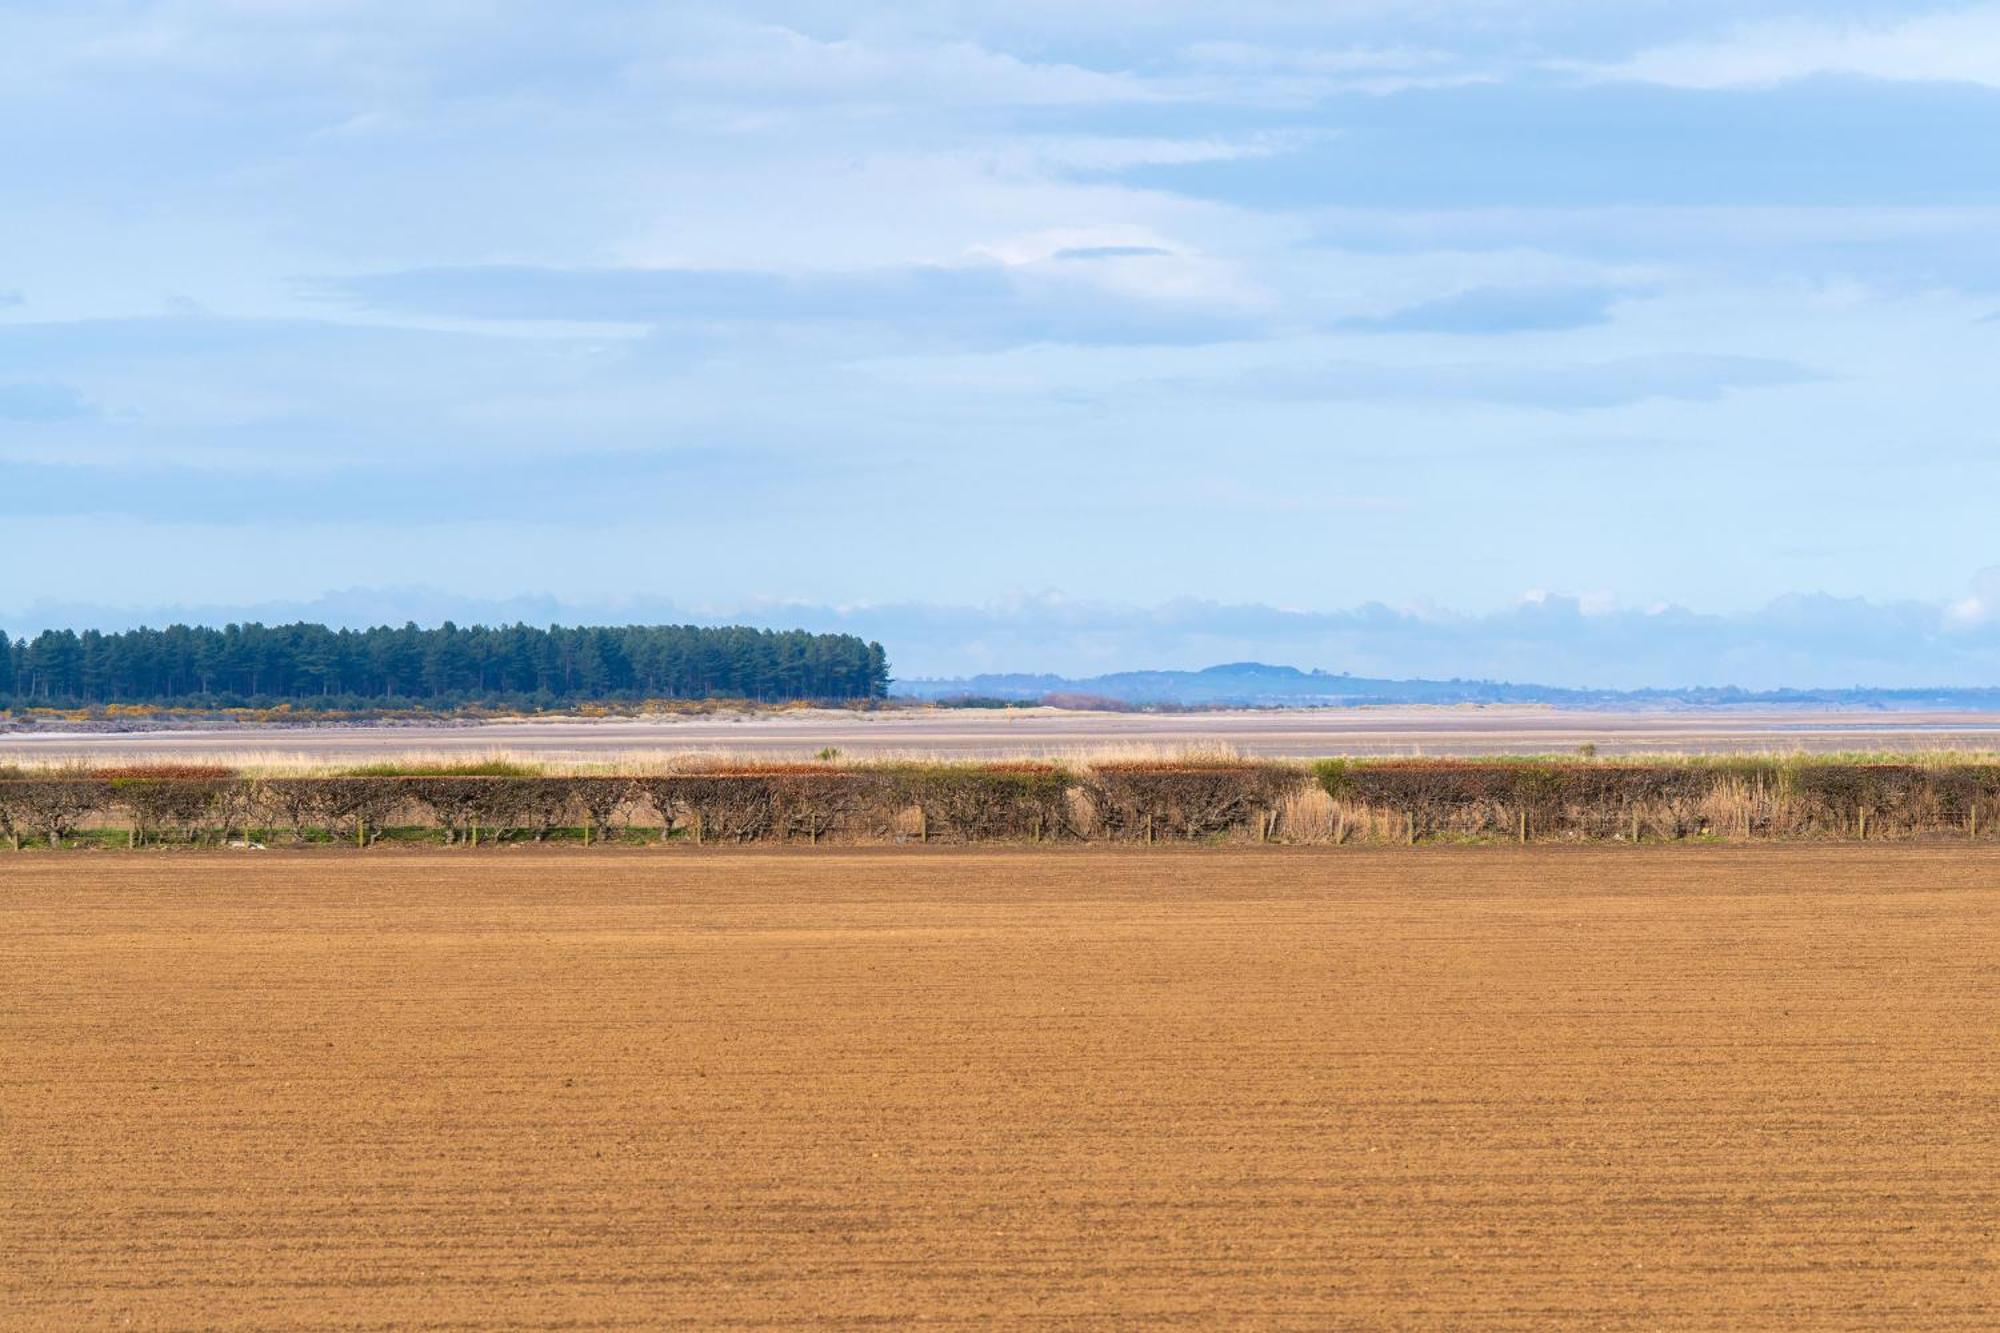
627;23;1165;110
1;1;1994;639
1170;38;1493;99
1201;354;1820;410
1946;565;2000;628
1051;245;1176;261
332;261;1265;348
1334;283;1637;334
0;445;809;522
0;380;92;421
1597;6;2000;90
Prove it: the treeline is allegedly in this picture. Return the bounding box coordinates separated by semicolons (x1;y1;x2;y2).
0;622;890;708
5;758;2000;849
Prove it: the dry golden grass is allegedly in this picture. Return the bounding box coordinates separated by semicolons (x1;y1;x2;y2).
4;847;1996;1328
10;740;2000;780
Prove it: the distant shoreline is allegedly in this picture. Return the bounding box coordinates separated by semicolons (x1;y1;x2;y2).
10;703;2000;764
10;692;2000;741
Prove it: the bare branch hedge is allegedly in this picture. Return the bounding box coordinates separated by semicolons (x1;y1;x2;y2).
888;763;1074;842
1083;762;1304;842
7;759;2000;848
0;774;109;848
1315;760;2000;841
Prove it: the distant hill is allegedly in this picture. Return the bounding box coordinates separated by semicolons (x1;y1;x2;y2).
893;662;2000;710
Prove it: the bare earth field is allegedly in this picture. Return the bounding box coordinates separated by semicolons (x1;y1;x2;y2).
9;704;2000;767
4;848;1996;1328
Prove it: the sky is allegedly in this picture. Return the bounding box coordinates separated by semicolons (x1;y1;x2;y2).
4;1;2000;684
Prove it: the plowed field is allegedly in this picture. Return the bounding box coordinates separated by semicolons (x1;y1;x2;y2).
4;848;1996;1328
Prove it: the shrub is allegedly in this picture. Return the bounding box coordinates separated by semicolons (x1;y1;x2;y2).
252;778;405;845
0;772;110;848
405;777;535;843
888;763;1073;842
770;770;894;842
104;767;235;845
1084;762;1304;841
1788;764;1925;836
572;777;636;841
636;775;778;842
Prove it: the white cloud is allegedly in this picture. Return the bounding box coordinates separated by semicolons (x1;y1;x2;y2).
628;23;1158;108
1174;39;1493;98
4;0;1997;631
1946;566;2000;628
990;130;1315;174
1600;6;2000;90
1204;353;1820;410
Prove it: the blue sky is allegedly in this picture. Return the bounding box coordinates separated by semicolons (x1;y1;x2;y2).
4;1;2000;683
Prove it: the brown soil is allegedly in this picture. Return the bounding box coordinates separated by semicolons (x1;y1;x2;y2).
3;847;1996;1328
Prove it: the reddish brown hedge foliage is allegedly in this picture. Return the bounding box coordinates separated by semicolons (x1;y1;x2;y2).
7;761;2000;848
0;777;109;847
886;764;1073;842
1083;763;1304;841
637;771;893;842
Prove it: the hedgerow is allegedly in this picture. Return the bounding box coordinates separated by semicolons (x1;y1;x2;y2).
104;766;234;845
885;763;1074;842
0;772;108;848
5;757;2000;848
1083;761;1303;842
